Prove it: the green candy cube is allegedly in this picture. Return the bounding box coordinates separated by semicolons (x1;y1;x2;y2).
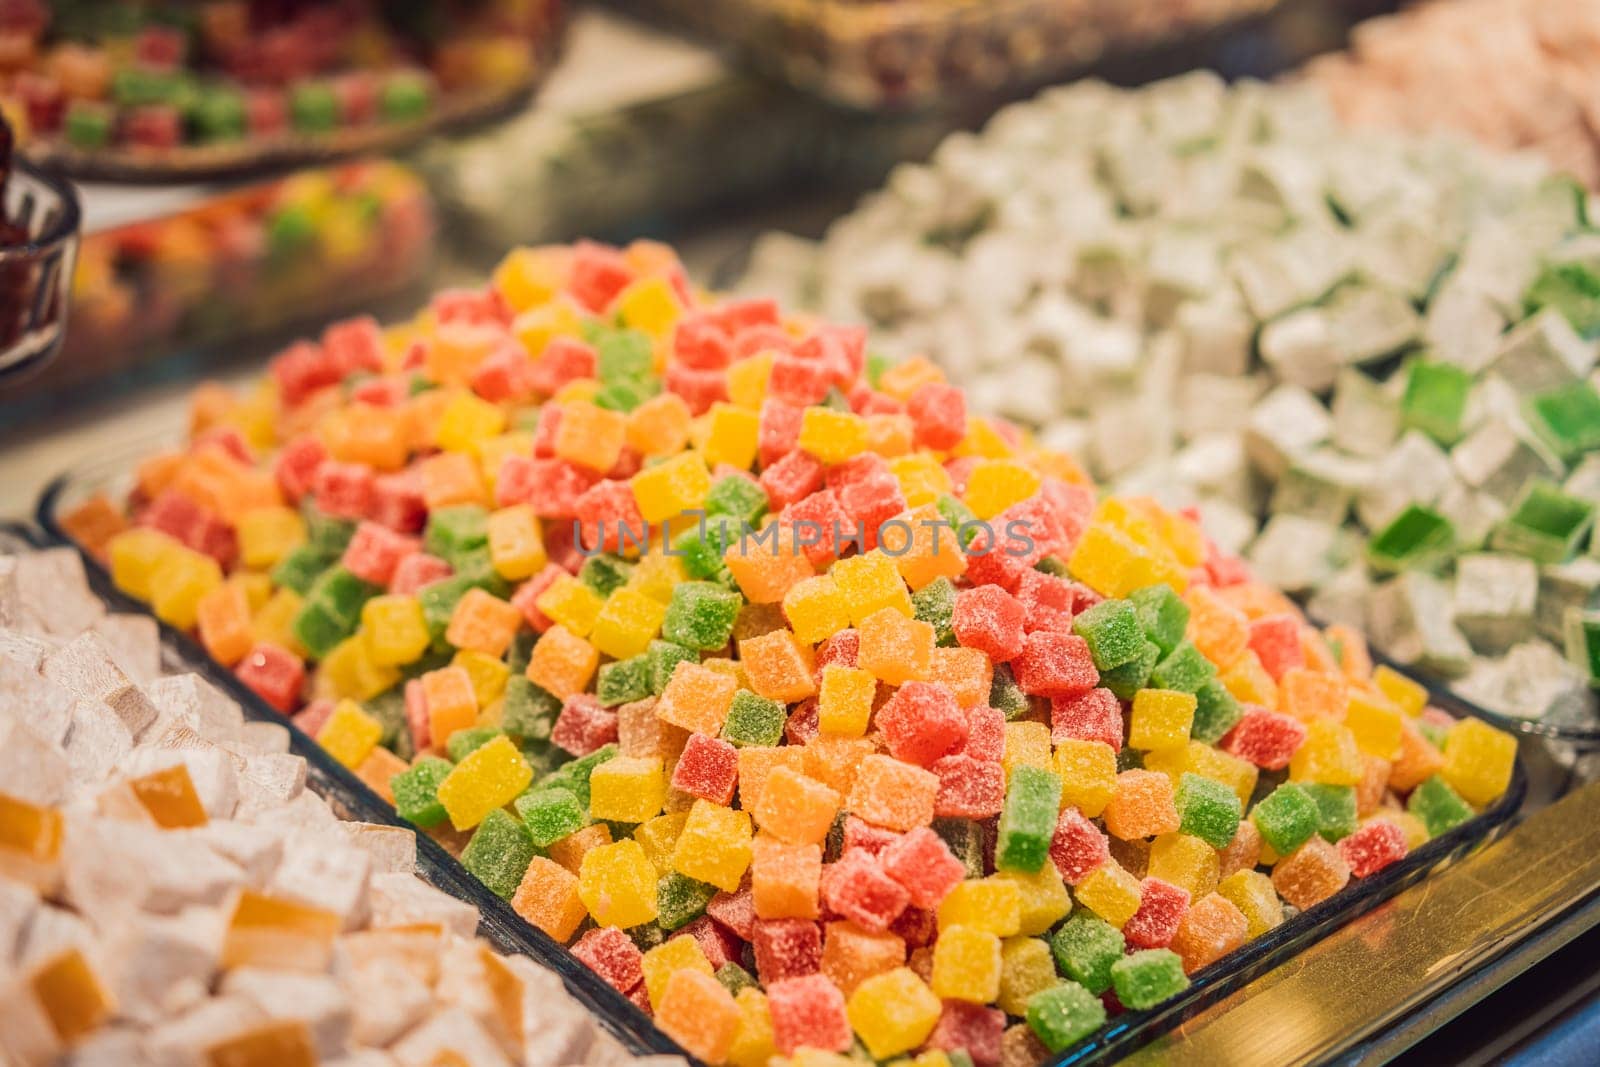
1175;772;1241;850
381;71;434;122
64;101;114;149
662;581;742;651
501;675;561;741
363;687;413;761
912;577;959;647
866;352;896;388
392;756;454;827
1148;640;1217;694
424;506;489;568
647;640;700;695
1492;482;1596;564
989;662;1029;720
1251;782;1321;855
598;656;652;707
715;963;758;996
1073;599;1145;671
1026;981;1107;1053
1049;914;1125;995
538;743;618;810
1110;949;1189;1010
995;766;1061;873
290;600;347;659
594;377;659;414
1099;639;1160;701
1401;361;1474;445
419;574;478;646
193;88;246;142
515;786;587;848
1526;383;1600;463
301;504;356;555
933;817;986;880
670;521;736;585
1368;506;1455;572
705;475;769;526
446;726;502;763
1408;775;1474;837
309;566;380;628
1526;260;1600;338
1129;584;1190;657
1191;679;1243;744
1301;783;1359;842
271;543;334;595
722;689;787;747
595;329;655;384
580;554;635;598
657;872;719;931
290;81;339;133
936;494;982;550
506;631;538;675
461;809;537;900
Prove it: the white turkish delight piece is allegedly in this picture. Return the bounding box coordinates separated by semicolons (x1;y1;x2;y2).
1246;515;1353;594
976;355;1063;428
1538;558;1600;642
1306;565;1372;633
18;902;93;967
367;873;479;939
1454;554;1540;654
501;953;596;1065
1176;373;1263;441
1356;431;1456;531
1330;366;1401;459
61;699;134;788
270;834;371;931
1564;454;1600;502
1367;572;1474;677
122;747;240;822
141;996;267;1065
337;929;443;1046
89;614;160;686
237;721;291;755
0;968;62;1065
1036;419;1092;462
1231;224;1352;322
341;824;416;875
325;1053;397;1067
1456;641;1589;720
1487;308;1598;394
0;628;51;670
1091;395;1172;480
10;548;103;637
1424;278;1506;375
1355;210;1450;300
1433;483;1507;551
60;1025;152;1066
1143;231;1222;327
222;968;352;1059
187;822;284;889
1176;294;1253;378
1325;284;1420;366
1173;435;1257;511
1244;385;1332;481
144;674;245;746
0;876;41;966
61;816;244;921
0;715;71;805
1195;498;1260;559
1450;415;1564;505
1269;449;1374;526
1259;307;1340;393
0;653;75;745
233;753;308;814
100;908;220;1023
392;1008;513;1067
41;633;157;738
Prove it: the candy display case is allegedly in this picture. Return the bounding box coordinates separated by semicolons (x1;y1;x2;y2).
3;0;565;182
611;0;1284;111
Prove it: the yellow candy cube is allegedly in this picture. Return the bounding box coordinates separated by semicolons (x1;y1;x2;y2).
1289;720;1365;786
591;589;669;661
436;735;533;831
726;351;774;411
937;878;1022;937
783;575;851;646
452;649;511;708
1053;740;1118;818
727;988;777;1067
253;588;307;657
997;937;1059;1017
493;245;567;311
487;505;547;580
831;555;911;631
616;275;684;338
849;967;943;1059
536;576;606;638
702;403;761;471
865;413;914;459
818;665;876;738
631;452;712;524
798;408;869;465
1128;689;1198;752
1344;691;1404;760
108;527;183;600
316;700;383;769
931;925;1002;1003
672;799;753;892
877;357;944;404
1220;650;1278;708
150;546;224;630
1440;718;1516;806
361;595;431;666
1073;860;1142;928
511;298;582;359
633;812;690;874
236;506;306;569
590;757;668;824
995;866;1071;937
474;432;534;496
1002;722;1052;780
642;930;714;1008
1066;524;1142;599
888;454;952;509
1374;664;1427;716
1216;869;1283;939
1144;741;1259;810
628;551;687;603
1148;832;1220;899
435;391;507;452
963;459;1041;520
316;635;400;702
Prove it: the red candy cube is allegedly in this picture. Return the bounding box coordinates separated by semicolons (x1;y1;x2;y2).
814;629;860;672
875;682;969;767
709;297;780;335
766;974;851;1056
529;337;598;396
291;698;335;738
370;471;426;533
819;849;909;932
567;241;636;313
342;522;420;587
930;755;1006;819
1220;708;1308;771
962;525;1031;590
390;552;452;596
880;826;965;910
572;926;644;994
550;694;620;757
927;999;1004;1067
470;342;537;403
322;316;386;377
500;458;598;519
707;884;758;941
676;916;742;971
752;919;823;985
783;698;821;747
1248;614;1306;680
1337;819;1409;878
664;363;728;416
907;382;967;451
574;479;646;554
312;461;376;520
841;816;901;857
404;678;431;751
758;399;804;468
953;585;1027;663
767;354;834;408
670;733;740;806
780;490;849;567
236;643;304;714
1015;569;1078;634
673;314;734;370
1014;631;1099;699
759;451;826;512
1122;878;1192;950
963;705;1005;762
271;340;339;407
274;435;328;501
1051;688;1124;751
1050;807;1110;885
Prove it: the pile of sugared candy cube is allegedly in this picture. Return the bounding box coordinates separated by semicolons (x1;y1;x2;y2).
72;239;1518;1066
0;546;672;1067
741;72;1600;727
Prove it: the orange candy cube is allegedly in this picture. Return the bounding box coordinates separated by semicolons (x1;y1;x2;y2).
655;661;739;736
738;630;818;703
525;625;599;701
197;580;254;666
444;588;523;658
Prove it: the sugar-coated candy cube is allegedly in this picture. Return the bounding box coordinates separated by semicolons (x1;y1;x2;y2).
670;733;740;805
931;753;1006;820
857;607;934;685
462;808;537;899
1103;770;1181;841
740;629;818;702
1191;679;1244;745
1174;773;1242;850
673;799;753;891
1216;869;1283;939
393;756;453;828
722;689;788;748
663;581;742;650
995;937;1058;1017
996;765;1062;873
996;865;1072;938
658;873;719;931
830;551;913;625
512;856;589;941
752;836;823;920
1301;782;1359;843
578;839;661;928
754;766;841;845
1110;948;1189;1010
877;681;970;766
590;756;667;823
937;878;1023;938
820;921;906;997
767;973;851;1056
881;827;966;910
1247;614;1305;679
657;969;742;1063
316;699;383;769
1272;835;1351;910
1169;892;1248;975
435;735;533;831
849;755;939;833
1221;707;1307;770
643;934;715;1008
820;848;909;932
816;665;874;738
1128;688;1197;751
1073;598;1144;671
931;924;1002;1003
953;585;1027;663
1051;688;1123;751
551;693;620;756
572;926;645;993
514;786;586;848
1147;833;1220;900
1337;818;1410;878
1440;717;1516;806
1049;913;1125;997
656;660;739;736
1074;859;1142;928
1251;782;1320;855
1048;807;1110;885
1026;980;1107;1054
783;575;851;646
525;624;599;700
1054;740;1118;818
1014;631;1099;699
1122;877;1191;951
1408;775;1475;837
754;918;824;984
